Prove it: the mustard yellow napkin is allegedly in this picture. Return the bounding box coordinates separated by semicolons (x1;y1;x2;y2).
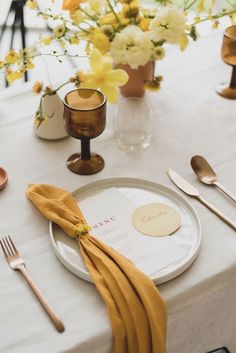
26;184;167;353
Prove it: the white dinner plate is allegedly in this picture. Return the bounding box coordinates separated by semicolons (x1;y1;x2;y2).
49;177;201;284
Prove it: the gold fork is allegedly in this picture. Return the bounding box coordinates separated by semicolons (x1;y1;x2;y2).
0;236;65;333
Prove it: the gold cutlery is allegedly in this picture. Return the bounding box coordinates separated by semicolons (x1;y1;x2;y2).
191;155;236;203
167;169;236;231
0;236;65;333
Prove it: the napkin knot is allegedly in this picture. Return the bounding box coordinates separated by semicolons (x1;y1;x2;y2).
74;222;92;238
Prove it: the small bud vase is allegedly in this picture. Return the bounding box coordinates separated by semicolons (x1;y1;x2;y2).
118;61;155;97
34;92;68;140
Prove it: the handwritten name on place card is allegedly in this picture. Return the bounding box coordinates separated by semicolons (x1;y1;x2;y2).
132;203;181;237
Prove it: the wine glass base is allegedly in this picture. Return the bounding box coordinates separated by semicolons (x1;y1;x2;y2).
115;133;152;152
216;83;236;99
66;153;104;175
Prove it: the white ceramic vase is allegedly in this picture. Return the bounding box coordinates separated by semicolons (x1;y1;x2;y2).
34;93;68;140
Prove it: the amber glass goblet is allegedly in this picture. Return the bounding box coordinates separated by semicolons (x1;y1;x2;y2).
216;25;236;99
63;88;106;175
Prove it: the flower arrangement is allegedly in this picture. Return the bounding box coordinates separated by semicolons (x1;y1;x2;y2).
0;0;235;126
32;48;129;126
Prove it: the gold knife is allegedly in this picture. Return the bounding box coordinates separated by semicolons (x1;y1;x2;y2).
167;169;236;231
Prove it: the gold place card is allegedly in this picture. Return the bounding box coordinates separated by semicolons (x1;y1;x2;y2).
131;203;181;237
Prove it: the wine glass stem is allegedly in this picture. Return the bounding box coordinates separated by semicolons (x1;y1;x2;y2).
230;66;236;89
81;139;91;160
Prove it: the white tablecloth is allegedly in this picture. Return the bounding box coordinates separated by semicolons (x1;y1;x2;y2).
0;22;236;353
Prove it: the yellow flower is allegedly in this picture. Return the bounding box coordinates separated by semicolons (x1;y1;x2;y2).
152;46;165;60
89;0;105;13
139;18;151;31
34;106;55;128
40;35;53;45
144;76;163;92
6;68;25;83
69;70;87;86
34;113;48;128
62;0;85;11
69;35;80;45
122;2;139;19
5;50;19;64
53;24;66;38
179;34;189;51
99;13;117;26
80;49;129;103
85;41;91;55
43;13;50;20
212;20;219;29
100;24;114;36
25;0;38;9
16;49;24;64
0;61;4;68
32;81;43;94
70;9;85;25
118;12;130;25
24;47;38;58
59;39;66;48
197;0;205;13
100;11;129;27
90;30;110;54
75;223;91;237
45;86;54;94
24;59;35;70
194;16;201;24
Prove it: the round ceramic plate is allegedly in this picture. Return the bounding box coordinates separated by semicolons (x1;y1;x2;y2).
49;177;201;284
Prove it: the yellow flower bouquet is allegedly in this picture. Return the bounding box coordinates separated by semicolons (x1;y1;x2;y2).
0;0;235;125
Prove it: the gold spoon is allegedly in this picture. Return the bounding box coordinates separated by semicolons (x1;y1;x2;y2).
191;155;236;203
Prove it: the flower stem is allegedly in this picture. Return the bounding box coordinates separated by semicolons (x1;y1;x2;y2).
36;80;70;126
54;80;70;92
184;0;198;11
194;9;236;24
79;7;98;23
106;0;121;24
31;53;87;60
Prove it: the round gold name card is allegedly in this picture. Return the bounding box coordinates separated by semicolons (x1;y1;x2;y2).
131;203;181;237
